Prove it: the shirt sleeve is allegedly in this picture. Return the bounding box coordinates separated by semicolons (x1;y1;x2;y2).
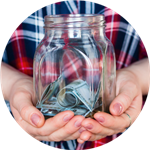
138;39;148;60
2;49;8;64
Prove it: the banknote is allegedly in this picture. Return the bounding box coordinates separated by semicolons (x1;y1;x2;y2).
40;75;62;104
68;104;91;117
38;100;91;117
56;79;94;111
38;77;101;117
41;101;64;111
40;108;63;117
39;103;91;117
36;98;64;116
74;80;94;111
56;79;80;107
57;87;81;108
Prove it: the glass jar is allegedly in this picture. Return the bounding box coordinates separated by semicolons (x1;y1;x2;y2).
33;14;116;118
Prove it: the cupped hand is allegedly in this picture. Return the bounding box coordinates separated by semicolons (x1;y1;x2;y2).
9;77;85;142
77;69;143;143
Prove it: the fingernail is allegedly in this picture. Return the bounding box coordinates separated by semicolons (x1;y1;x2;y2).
63;114;73;122
85;124;93;130
74;120;81;128
97;117;105;123
79;127;86;133
31;113;40;126
113;103;123;115
78;140;84;144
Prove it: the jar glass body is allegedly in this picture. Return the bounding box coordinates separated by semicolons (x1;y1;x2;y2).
33;14;116;118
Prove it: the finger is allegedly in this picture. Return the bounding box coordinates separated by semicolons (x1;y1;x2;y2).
11;91;45;127
125;94;142;124
37;110;74;136
11;106;41;136
78;130;92;142
95;93;142;131
63;131;81;141
77;139;85;144
48;115;84;141
78;132;105;142
94;112;129;131
36;116;84;142
64;126;86;142
110;81;138;115
81;118;114;136
63;127;86;141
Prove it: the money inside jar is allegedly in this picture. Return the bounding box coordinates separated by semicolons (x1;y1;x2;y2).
36;78;100;117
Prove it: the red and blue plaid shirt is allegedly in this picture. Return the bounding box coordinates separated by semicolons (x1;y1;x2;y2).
3;1;147;150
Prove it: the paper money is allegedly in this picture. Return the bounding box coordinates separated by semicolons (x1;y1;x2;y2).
41;101;64;111
68;105;91;117
40;109;63;117
37;77;102;117
74;80;94;111
37;101;91;117
39;104;91;117
57;90;81;108
40;76;62;104
57;87;81;108
57;79;94;111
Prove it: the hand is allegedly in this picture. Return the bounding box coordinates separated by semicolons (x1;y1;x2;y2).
77;68;143;143
9;77;86;141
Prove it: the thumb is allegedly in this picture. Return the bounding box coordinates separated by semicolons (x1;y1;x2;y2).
110;82;138;116
11;91;45;127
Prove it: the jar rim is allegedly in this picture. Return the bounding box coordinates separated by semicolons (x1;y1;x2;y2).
44;14;105;28
44;14;104;19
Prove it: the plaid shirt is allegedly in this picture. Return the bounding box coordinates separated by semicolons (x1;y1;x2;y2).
3;1;147;150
